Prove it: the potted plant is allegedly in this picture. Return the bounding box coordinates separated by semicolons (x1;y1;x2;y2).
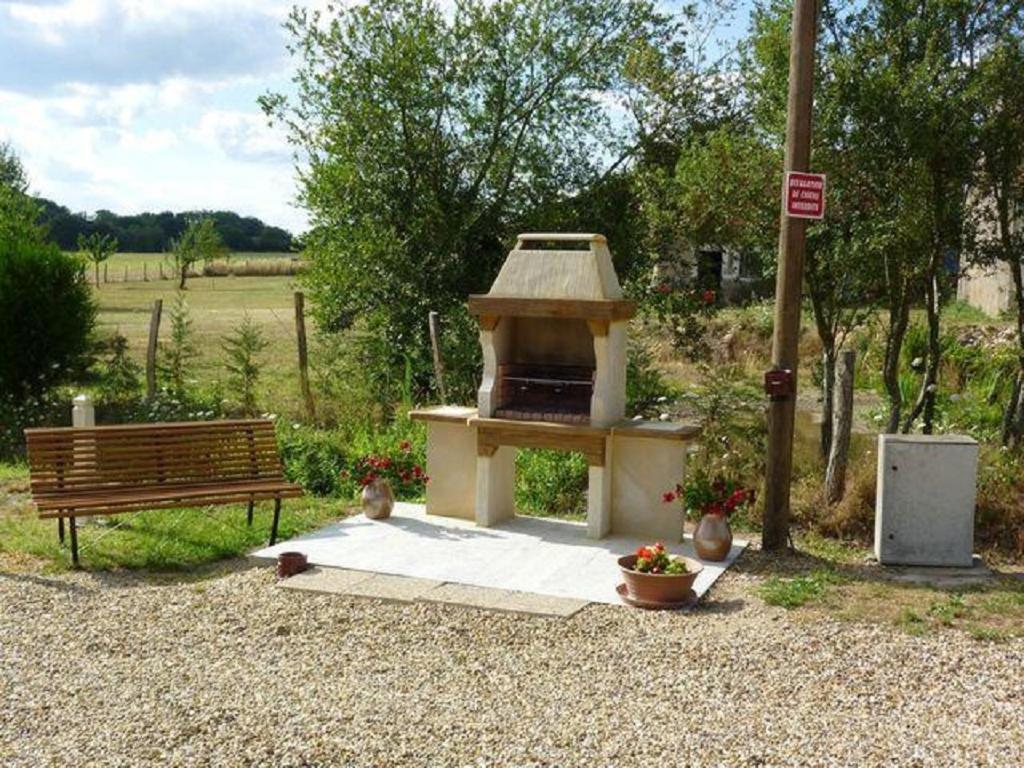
618;542;702;604
344;440;427;520
664;473;754;561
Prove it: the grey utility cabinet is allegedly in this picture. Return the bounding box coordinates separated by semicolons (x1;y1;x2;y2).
874;434;978;567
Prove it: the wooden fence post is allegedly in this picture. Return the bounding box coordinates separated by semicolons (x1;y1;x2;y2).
146;299;162;399
143;262;148;282
294;291;316;422
428;311;448;404
103;263;108;283
123;265;128;282
825;349;855;505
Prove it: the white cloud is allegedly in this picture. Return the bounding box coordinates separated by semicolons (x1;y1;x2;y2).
0;0;307;232
0;0;289;91
193;109;291;163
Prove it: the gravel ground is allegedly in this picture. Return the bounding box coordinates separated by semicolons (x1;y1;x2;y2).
1;558;1022;768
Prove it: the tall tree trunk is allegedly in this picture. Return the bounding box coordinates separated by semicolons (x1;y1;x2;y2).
820;347;836;461
1003;194;1024;447
902;266;941;434
179;265;187;291
826;348;855;504
883;297;910;433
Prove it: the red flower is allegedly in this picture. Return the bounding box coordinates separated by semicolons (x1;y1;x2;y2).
399;440;412;452
708;502;724;516
702;289;716;305
655;282;672;294
662;491;676;503
412;466;423;478
423;476;430;484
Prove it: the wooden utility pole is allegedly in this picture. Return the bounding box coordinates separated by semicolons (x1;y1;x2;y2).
146;299;162;399
428;311;448;404
294;291;316;422
762;0;819;550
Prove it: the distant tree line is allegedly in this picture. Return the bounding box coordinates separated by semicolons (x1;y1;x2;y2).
34;199;294;253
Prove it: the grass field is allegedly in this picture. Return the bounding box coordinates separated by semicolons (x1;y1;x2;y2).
95;273;313;417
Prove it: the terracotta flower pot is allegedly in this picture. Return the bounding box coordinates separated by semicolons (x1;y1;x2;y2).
693;513;733;561
618;554;702;604
362;478;394;520
276;551;308;579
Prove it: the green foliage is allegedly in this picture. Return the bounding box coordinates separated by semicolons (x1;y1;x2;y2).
515;449;589;519
222;314;269;417
95;332;143;405
0;236;95;399
0;389;68;460
76;231;118;285
158;292;199;400
677;366;766;510
759;569;843;609
36;201;293;253
642;281;718;358
276;417;427;499
171;217;224;289
264;0;715;406
625;337;680;418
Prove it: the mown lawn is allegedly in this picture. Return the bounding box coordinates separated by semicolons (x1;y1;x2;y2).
0;462;350;572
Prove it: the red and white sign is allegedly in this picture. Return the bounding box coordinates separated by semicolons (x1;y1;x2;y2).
784;171;826;220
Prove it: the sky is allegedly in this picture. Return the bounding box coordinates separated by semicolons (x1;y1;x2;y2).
0;0;756;236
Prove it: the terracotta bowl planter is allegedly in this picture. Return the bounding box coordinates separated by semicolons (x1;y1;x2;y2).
618;554;703;604
276;551;308;579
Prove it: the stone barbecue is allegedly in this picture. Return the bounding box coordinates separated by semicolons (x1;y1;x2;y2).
468;233;634;427
411;233;700;541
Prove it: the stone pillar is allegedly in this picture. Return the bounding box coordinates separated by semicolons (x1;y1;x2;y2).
610;433;687;541
475;446;516;527
590;321;627;427
586;438;613;538
424;421;477;520
72;393;95;427
476;318;512;417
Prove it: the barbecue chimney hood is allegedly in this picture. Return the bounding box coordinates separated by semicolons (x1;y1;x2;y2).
468;233;635;428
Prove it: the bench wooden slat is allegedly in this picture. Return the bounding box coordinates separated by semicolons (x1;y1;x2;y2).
25;419;303;562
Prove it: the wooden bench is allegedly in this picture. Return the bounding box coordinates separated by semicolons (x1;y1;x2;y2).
24;419;303;565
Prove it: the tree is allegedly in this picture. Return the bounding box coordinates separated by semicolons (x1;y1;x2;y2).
222;314;269;417
971;35;1024;445
170;218;224;289
0;142;28;194
77;232;118;287
262;0;717;404
158;293;198;399
0;142;42;246
0;236;96;399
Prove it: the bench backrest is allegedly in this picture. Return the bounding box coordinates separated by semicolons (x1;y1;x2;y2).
25;419;287;497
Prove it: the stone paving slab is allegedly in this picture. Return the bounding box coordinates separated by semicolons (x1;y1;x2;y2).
422;582;588;618
343;573;445;602
255;503;747;606
277;566;374;594
278;568;588;617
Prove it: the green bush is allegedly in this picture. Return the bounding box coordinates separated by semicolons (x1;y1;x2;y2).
515;449;588;518
277;417;427;499
0;237;95;398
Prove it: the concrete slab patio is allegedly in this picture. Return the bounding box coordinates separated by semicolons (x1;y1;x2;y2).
253;502;746;606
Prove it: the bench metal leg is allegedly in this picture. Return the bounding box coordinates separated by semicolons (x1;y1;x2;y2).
246;500;254;527
269;498;281;546
69;516;79;567
58;516;65;545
